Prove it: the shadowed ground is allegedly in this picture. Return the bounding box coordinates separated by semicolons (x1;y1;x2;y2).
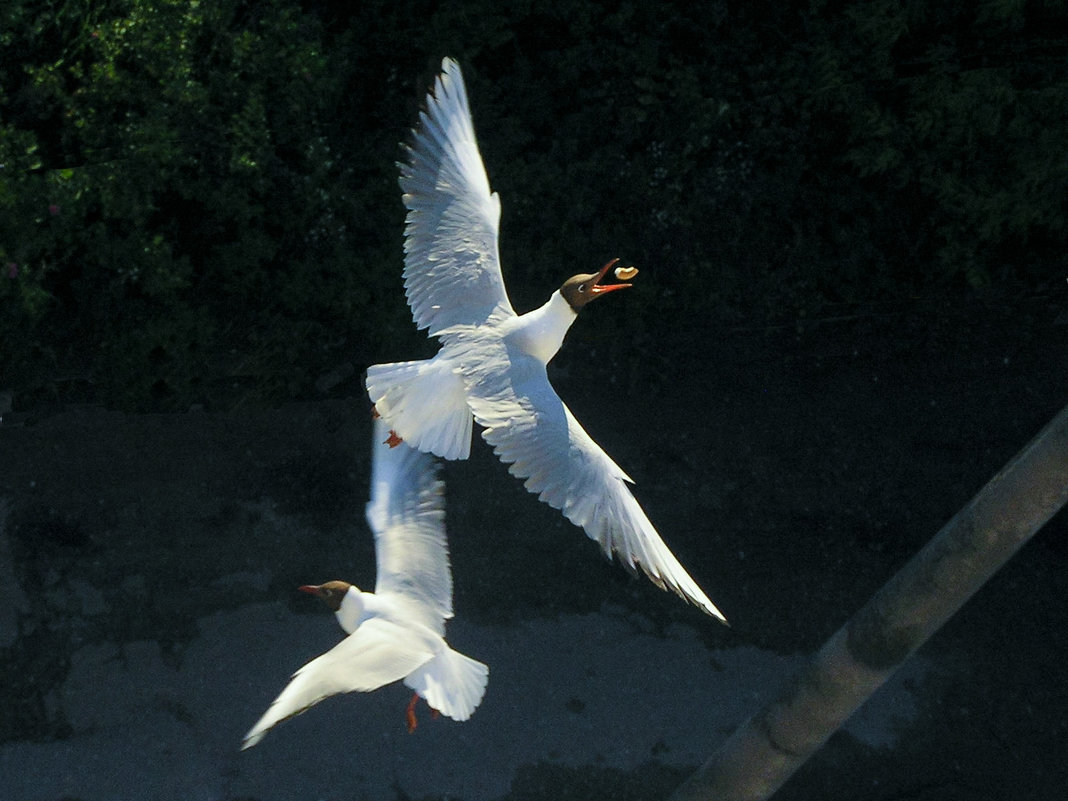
1;293;1065;800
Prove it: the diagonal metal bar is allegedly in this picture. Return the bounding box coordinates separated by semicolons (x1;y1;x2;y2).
670;402;1068;801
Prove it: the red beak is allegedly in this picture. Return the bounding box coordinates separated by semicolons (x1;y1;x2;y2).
298;585;320;595
589;258;631;296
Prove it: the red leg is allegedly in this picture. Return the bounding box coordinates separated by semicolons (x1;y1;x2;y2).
406;692;419;733
405;693;441;732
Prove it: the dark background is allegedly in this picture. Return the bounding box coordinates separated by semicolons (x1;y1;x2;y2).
1;1;1067;799
2;0;1065;411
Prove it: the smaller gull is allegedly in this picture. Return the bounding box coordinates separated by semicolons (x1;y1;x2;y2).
241;418;488;749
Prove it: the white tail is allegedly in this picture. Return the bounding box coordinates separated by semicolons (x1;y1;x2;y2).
404;646;489;722
366;357;473;460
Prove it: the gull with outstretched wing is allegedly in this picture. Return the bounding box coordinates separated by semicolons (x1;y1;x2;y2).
366;58;726;623
241;418;488;749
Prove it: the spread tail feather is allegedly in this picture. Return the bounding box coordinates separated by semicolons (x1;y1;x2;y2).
404;646;489;722
366;357;473;460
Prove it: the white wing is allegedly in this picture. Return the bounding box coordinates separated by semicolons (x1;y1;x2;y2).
460;341;727;622
400;57;515;338
366;419;452;629
241;617;434;749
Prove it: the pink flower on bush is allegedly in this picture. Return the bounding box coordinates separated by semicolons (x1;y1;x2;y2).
48;204;61;216
6;262;17;279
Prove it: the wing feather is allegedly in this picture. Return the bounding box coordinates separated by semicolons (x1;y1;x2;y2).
241;617;433;749
366;419;452;629
460;341;726;622
399;57;515;338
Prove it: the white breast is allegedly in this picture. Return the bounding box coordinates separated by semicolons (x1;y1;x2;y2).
506;290;578;365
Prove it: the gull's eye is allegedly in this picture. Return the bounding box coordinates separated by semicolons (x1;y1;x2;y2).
578;283;587;292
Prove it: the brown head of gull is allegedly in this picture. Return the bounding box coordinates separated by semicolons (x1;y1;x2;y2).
298;580;351;611
560;257;631;311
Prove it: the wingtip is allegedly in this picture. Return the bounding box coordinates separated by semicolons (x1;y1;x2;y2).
706;604;730;627
436;57;462;94
683;584;729;626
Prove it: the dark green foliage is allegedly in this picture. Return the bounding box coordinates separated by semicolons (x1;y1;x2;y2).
2;0;1065;410
1;0;402;409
